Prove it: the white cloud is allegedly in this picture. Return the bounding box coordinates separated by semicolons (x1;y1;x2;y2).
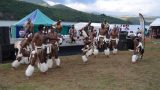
66;3;88;11
43;0;59;6
44;0;160;16
93;0;160;16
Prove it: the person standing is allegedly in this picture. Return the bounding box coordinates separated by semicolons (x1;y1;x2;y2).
84;21;91;36
69;25;77;43
25;25;48;78
103;20;110;30
98;24;108;48
110;27;119;54
24;18;34;38
56;20;62;34
47;26;61;68
131;36;144;63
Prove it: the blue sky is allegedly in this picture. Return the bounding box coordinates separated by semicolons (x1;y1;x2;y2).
43;0;160;16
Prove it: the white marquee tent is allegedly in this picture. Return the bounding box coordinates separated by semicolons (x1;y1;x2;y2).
150;18;160;26
149;18;160;38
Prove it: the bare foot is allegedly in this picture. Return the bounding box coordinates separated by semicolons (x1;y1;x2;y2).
26;76;30;80
132;62;137;64
42;72;47;75
83;61;88;64
11;67;16;70
56;66;61;68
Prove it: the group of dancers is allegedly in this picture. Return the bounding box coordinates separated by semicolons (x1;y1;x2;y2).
80;21;144;63
11;20;144;78
80;21;119;63
12;22;62;78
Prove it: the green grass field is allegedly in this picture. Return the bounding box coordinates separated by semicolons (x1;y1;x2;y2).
0;39;160;90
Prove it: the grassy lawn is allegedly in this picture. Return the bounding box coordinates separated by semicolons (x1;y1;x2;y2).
0;39;160;90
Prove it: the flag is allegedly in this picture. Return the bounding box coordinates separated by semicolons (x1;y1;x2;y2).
139;13;145;48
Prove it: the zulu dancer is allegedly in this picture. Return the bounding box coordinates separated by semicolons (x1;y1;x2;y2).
89;26;97;43
55;20;63;45
98;23;110;57
24;18;34;38
88;26;99;56
12;33;33;69
79;22;91;39
56;20;62;34
25;25;48;78
81;37;92;63
98;23;109;48
81;22;93;63
101;20;110;39
83;21;92;37
137;35;144;59
46;26;61;68
69;25;77;43
103;20;110;31
42;26;51;68
131;35;144;63
110;27;119;54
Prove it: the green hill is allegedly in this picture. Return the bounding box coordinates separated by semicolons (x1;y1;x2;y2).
17;0;48;6
51;4;77;10
0;0;129;24
120;16;158;25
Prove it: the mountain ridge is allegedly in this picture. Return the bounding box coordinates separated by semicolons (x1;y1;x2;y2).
0;0;129;24
119;16;159;25
17;0;49;6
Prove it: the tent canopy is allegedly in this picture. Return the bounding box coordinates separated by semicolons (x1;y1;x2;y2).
14;9;56;26
11;9;56;38
150;18;160;27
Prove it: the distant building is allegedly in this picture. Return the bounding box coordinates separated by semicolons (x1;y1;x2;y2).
150;18;160;38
